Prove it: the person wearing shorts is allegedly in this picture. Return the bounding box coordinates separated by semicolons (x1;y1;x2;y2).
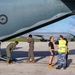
48;36;55;68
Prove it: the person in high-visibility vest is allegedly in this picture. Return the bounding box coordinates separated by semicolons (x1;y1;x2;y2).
0;41;2;57
55;35;67;69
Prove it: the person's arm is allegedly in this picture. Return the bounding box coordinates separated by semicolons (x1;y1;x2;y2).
27;38;32;43
55;41;59;45
11;45;16;52
65;39;69;53
55;41;59;49
49;46;53;55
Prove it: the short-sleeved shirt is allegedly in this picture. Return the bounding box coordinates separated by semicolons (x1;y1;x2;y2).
48;42;54;49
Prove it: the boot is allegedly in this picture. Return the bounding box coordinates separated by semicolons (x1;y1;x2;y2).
31;60;35;63
26;60;30;63
48;64;54;68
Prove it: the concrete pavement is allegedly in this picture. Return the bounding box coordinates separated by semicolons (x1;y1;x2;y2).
0;42;75;75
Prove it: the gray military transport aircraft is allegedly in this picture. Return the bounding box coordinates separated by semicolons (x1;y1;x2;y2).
20;32;75;41
0;0;75;42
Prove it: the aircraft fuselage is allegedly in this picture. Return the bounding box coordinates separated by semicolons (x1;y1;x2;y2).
0;0;75;41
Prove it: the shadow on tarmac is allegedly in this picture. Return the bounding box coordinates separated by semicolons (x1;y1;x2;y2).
0;48;57;58
0;48;75;63
68;59;72;67
69;49;75;55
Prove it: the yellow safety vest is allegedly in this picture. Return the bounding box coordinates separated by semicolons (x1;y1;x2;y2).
58;40;66;53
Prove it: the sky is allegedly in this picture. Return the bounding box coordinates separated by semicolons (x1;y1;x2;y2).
33;15;75;35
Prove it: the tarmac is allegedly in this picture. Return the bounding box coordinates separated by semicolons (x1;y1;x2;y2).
0;42;75;75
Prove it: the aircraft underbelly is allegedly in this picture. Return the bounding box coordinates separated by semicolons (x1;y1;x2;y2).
0;0;75;40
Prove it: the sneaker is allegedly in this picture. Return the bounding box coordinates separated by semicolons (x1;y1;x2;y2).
48;64;54;68
6;62;13;64
73;66;75;68
63;66;66;69
6;62;10;64
56;66;62;69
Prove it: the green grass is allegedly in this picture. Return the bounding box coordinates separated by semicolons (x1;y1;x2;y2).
7;37;75;42
7;38;40;42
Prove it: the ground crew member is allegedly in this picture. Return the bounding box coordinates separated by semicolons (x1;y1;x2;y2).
6;41;18;64
0;41;2;57
64;38;69;67
55;35;67;69
26;34;35;63
48;36;55;68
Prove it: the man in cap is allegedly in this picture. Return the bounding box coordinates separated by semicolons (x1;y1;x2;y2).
26;34;35;63
6;41;18;64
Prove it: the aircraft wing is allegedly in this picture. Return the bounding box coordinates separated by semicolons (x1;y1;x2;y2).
34;35;43;37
